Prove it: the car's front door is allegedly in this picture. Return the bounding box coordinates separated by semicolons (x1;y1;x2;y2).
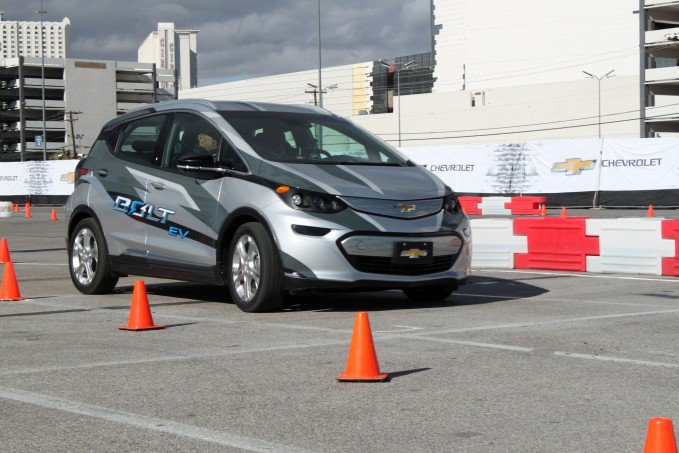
142;112;222;269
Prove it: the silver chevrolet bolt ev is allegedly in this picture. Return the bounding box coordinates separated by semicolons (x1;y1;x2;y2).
66;100;472;312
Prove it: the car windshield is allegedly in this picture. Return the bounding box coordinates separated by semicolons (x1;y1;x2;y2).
220;111;408;166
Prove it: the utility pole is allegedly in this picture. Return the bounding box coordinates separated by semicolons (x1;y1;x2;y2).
305;83;337;106
37;0;47;161
64;110;82;159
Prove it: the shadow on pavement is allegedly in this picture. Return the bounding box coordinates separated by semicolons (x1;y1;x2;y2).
114;275;548;313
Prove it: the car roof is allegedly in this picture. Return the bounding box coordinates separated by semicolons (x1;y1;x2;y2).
102;99;332;130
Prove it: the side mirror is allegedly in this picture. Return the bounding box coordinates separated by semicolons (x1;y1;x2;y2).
176;153;227;174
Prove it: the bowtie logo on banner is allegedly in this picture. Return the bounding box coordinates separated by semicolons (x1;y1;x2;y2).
552;158;597;176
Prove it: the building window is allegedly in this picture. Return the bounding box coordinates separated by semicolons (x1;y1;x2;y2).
470;91;485;107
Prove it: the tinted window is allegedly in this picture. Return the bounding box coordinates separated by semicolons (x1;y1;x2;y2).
116;115;166;165
220;111;407;166
162;113;221;169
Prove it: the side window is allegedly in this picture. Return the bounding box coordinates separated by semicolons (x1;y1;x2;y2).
219;140;248;173
115;115;166;166
162;113;221;169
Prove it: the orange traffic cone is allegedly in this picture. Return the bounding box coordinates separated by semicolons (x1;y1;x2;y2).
0;238;11;264
643;418;677;453
119;280;164;331
561;206;567;218
12;203;17;212
24;204;31;218
8;202;14;211
540;204;547;216
337;312;388;382
50;209;58;221
0;261;24;301
648;205;655;218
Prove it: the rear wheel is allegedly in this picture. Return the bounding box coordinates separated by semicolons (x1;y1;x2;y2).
226;222;284;312
403;286;455;302
69;218;119;294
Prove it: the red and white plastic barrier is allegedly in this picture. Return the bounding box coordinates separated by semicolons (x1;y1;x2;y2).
471;217;679;276
460;196;546;216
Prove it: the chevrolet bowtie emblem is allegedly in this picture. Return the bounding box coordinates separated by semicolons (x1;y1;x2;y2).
60;172;76;183
552;158;596;175
395;203;416;213
400;248;428;259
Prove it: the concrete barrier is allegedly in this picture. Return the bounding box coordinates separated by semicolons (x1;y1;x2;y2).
586;218;675;275
0;202;11;218
478;196;511;215
470;218;527;269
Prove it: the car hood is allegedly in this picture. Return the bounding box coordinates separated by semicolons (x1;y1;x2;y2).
258;162;448;199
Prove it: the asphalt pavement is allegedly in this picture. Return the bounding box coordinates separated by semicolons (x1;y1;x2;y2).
0;207;678;452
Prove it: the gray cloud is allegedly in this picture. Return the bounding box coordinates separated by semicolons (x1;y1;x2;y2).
1;0;431;85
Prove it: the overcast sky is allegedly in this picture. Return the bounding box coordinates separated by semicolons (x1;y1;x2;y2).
1;0;431;86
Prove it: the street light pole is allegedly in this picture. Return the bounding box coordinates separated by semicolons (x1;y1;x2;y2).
583;69;615;209
583;69;615;138
381;59;416;148
317;0;322;108
37;0;47;161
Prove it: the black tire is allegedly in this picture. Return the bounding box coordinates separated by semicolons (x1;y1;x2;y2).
68;218;119;294
403;285;456;302
226;222;284;312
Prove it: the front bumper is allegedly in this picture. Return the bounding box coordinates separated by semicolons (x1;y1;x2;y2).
263;199;472;290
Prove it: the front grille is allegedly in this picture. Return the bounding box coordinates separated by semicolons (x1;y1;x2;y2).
348;255;455;276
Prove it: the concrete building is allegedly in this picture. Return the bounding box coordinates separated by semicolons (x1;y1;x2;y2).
181;61;374;117
642;0;679;136
0;57;175;161
0;12;70;61
138;22;198;91
431;0;639;91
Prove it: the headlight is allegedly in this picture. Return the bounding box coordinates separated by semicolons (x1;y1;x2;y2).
275;185;347;214
443;193;459;213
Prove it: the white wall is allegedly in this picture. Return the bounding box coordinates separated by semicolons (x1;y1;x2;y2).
179;62;373;117
432;0;640;91
352;75;641;145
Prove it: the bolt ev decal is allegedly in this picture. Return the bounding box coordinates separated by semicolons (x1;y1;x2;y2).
113;195;175;224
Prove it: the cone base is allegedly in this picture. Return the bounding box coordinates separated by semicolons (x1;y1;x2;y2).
119;324;165;331
337;372;388;382
0;297;25;301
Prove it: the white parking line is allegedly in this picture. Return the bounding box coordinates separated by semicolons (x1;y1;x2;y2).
553;351;679;370
0;387;307;453
480;269;679;283
404;335;533;353
13;262;69;266
455;292;676;308
417;308;679;336
0;340;347;377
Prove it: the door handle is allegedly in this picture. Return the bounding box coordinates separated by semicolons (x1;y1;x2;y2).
149;181;165;190
96;169;108;177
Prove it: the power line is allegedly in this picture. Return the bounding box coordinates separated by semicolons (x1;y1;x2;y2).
386;111;679;143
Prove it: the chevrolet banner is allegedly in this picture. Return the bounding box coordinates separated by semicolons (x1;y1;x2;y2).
400;138;679;195
0;160;78;196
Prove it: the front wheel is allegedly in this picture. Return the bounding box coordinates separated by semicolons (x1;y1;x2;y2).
403;286;455;302
69;218;119;294
226;222;284;312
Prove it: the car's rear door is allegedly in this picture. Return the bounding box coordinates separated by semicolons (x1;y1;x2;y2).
90;113;169;259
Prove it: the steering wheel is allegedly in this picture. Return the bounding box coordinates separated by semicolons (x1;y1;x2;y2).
300;146;331;159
